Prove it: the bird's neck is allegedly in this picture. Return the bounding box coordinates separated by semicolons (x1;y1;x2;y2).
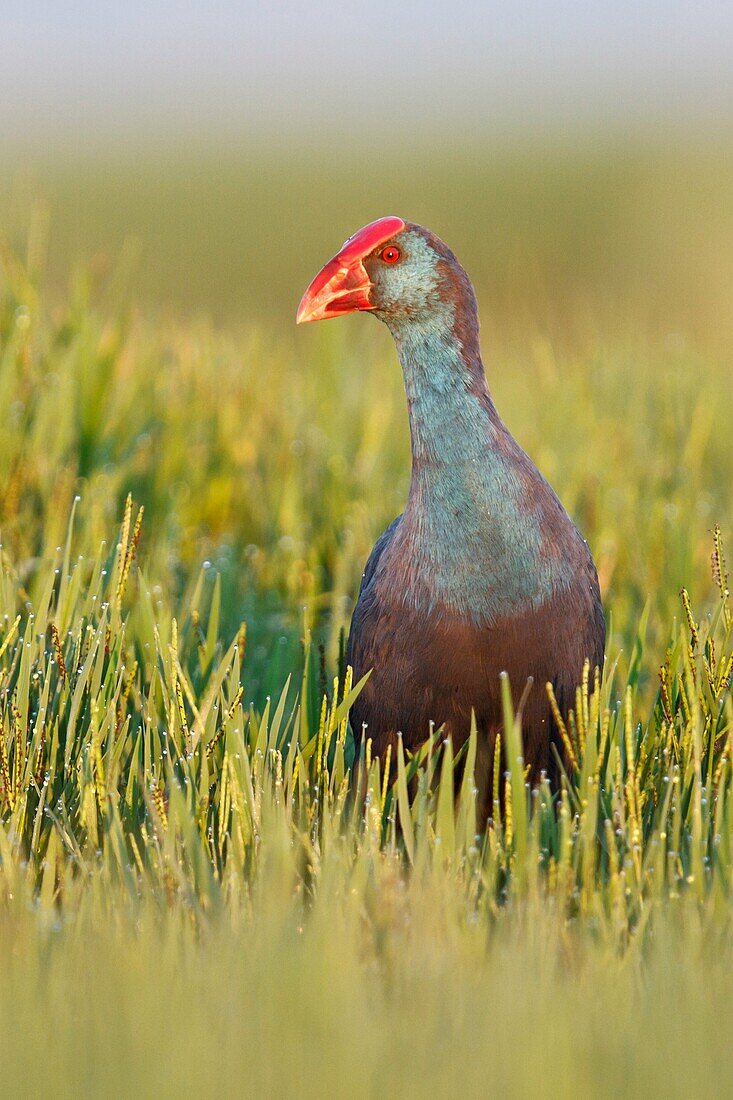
388;315;503;491
386;313;565;620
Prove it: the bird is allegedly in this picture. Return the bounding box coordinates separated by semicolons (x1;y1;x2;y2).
297;217;604;817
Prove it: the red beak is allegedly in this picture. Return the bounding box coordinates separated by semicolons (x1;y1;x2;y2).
296;216;405;324
296;254;373;324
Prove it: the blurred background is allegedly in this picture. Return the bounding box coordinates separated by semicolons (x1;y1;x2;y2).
2;1;733;335
1;1;732;700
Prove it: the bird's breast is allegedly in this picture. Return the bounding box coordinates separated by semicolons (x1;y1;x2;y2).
381;478;578;625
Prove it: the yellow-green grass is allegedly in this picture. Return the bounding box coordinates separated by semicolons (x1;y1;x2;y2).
1;137;733;1095
0;488;731;1098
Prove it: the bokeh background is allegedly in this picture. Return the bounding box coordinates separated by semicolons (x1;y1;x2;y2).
4;3;730;334
1;1;732;702
2;2;733;333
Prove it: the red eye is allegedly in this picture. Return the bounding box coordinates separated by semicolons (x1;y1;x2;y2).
380;246;400;264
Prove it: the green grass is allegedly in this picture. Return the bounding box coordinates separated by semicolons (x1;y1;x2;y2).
1;137;733;1096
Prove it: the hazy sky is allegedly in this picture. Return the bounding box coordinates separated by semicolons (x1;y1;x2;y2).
2;1;732;146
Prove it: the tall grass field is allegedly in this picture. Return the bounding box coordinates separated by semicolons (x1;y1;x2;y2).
1;138;732;1096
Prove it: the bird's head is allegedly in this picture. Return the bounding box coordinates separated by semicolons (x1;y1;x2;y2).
296;217;478;340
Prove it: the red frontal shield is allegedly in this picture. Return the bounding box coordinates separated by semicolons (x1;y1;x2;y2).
296;216;406;324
